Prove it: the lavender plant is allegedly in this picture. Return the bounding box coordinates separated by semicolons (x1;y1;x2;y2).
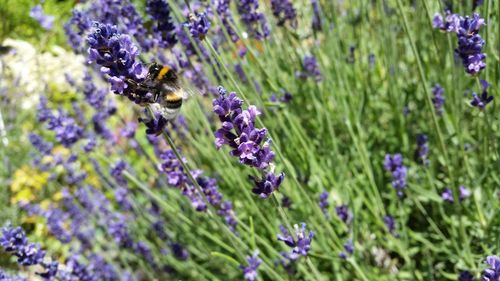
0;0;498;280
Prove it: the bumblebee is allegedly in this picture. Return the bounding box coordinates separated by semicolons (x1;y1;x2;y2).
126;63;188;121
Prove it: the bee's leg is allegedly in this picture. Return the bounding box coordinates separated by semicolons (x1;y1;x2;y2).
125;78;155;92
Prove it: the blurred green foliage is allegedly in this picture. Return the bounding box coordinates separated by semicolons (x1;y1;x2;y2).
0;0;75;49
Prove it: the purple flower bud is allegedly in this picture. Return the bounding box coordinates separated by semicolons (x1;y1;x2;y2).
240;252;262;281
471;80;493;110
441;188;454;203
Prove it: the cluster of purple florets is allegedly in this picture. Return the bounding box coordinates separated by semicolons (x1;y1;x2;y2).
1;224;57;278
87;22;147;98
146;0;177;48
277;223;314;260
383;154;407;197
271;0;297;27
297;55;322;81
335;204;352;225
213;86;285;198
237;0;270;40
36;97;84;148
158;148;238;232
433;12;486;75
186;12;211;40
319;191;329;216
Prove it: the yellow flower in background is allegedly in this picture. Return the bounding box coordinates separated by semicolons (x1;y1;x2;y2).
10;165;50;204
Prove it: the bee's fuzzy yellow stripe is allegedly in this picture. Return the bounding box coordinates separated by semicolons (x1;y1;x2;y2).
157;66;171;80
166;92;182;102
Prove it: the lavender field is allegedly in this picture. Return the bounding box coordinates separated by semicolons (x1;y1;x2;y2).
0;0;499;280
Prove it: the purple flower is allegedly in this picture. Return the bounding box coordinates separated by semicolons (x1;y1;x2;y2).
297;55;322;81
471;80;494;110
442;188;454;203
240;252;261;281
383;154;407;197
319;191;329;216
146;0;177;48
83;72;107;109
277;223;314;260
182;184;207;212
482;255;500;281
158;149;188;188
384;215;397;235
53;114;84;148
218;201;238;233
213;86;285;198
335;204;352;224
0;224;46;266
271;0;297;27
414;134;429;165
281;196;292;209
87;22;148;101
432;84;445;115
250;172;285;198
30;5;54;31
187;12;210;40
311;0;322;31
108;214;134;248
435;12;486;75
64;10;92;52
216;0;239;42
213;87;274;168
433;11;461;33
237;0;270;40
135;242;157;268
459;186;471;201
339;240;354;259
28;133;52;155
170;242;189;260
459;271;474;281
139;111;168;136
110;160;128;186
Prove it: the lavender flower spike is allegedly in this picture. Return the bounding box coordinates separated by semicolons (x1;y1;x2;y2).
213;86;285;198
383;154;408;197
0;224;47;268
277;223;314;260
87;22;148;101
434;12;487;75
